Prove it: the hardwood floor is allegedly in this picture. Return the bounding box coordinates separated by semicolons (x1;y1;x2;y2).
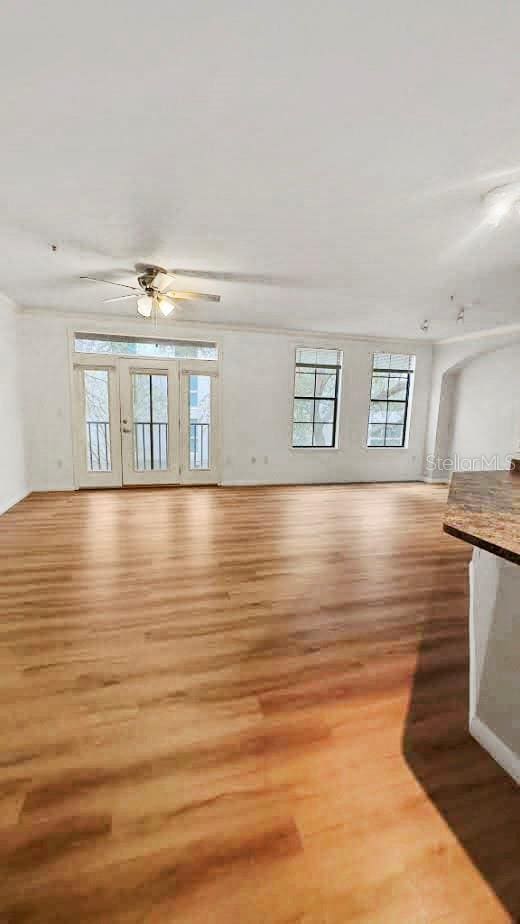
0;483;518;923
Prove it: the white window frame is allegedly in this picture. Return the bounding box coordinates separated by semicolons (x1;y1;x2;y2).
289;346;343;451
365;352;415;450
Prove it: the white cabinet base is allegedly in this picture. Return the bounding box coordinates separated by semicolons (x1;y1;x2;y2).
470;715;520;785
469;548;520;784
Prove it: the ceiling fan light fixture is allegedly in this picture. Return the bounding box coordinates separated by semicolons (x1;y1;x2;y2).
137;296;152;318
80;263;221;317
153;271;177;294
159;298;175;317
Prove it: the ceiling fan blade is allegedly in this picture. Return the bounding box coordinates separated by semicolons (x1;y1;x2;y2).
80;276;140;291
168;268;303;286
162;290;221;303
103;293;138;303
152;270;180;293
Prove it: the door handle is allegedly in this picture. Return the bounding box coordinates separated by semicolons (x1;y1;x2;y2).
121;427;131;433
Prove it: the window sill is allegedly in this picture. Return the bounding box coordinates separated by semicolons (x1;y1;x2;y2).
290;445;340;453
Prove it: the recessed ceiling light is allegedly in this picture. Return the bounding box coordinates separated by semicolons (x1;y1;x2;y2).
482;182;520;226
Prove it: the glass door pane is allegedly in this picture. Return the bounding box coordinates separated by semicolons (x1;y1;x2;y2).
119;359;179;486
73;363;122;488
84;369;112;472
180;366;218;484
132;373;169;471
189;374;211;470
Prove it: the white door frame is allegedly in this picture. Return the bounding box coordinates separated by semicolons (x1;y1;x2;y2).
119;357;180;486
71;348;221;489
72;355;123;489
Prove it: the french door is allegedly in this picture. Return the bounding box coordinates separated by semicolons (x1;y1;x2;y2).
72;360;122;488
73;357;219;488
119;358;180;485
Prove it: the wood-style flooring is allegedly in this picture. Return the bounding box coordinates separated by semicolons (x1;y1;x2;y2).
0;484;519;923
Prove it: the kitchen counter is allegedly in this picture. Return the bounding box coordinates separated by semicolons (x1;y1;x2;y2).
444;469;520;565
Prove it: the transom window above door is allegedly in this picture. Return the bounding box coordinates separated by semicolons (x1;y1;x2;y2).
292;348;343;448
74;333;218;360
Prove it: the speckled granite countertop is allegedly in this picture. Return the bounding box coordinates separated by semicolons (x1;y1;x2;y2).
444;470;520;565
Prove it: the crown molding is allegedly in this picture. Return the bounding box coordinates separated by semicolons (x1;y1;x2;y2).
17;304;433;348
18;304;520;347
436;321;520;346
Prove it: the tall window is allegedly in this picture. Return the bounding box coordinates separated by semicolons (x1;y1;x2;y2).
367;353;415;447
292;348;342;448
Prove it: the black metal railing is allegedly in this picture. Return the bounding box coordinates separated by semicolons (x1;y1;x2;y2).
190;422;210;470
134;422;168;471
87;421;111;472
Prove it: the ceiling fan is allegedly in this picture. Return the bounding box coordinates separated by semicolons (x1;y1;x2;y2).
80;263;221;318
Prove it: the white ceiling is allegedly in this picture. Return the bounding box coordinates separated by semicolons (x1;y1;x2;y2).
2;0;520;340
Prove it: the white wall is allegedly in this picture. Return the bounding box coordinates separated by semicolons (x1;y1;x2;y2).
0;296;27;514
448;343;520;471
21;315;75;492
424;327;520;482
221;329;432;485
19;311;433;491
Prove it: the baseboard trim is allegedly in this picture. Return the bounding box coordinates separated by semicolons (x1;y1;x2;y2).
221;480;266;487
470;715;520;785
221;480;342;487
221;478;425;487
30;484;76;493
0;488;29;516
